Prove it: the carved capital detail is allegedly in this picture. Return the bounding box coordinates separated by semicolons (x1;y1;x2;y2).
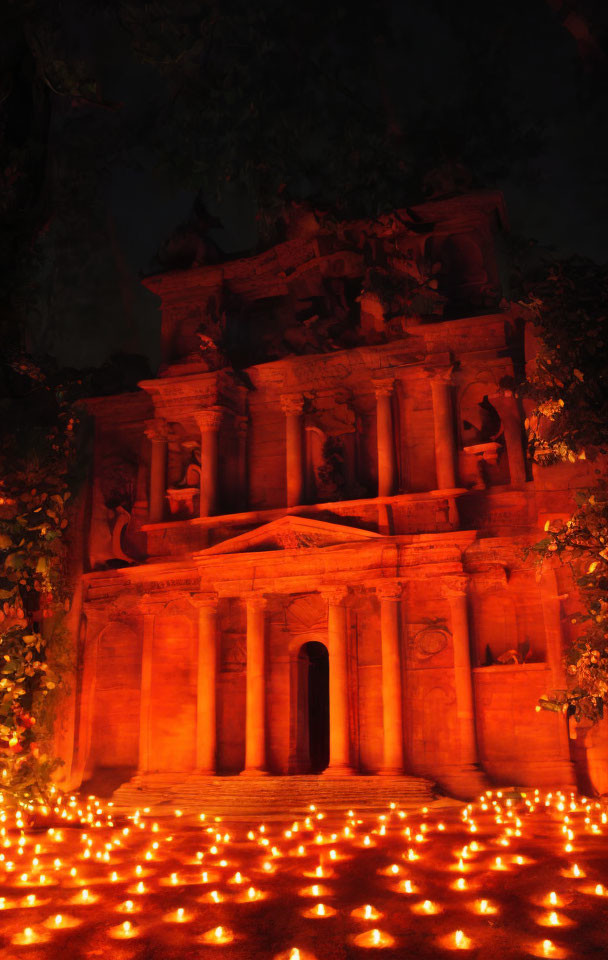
191;592;219;611
243;592;268;612
144;418;171;443
375;580;404;601
280;393;305;416
371;377;394;398
424;364;455;385
194;406;224;432
320;584;349;606
442;574;469;599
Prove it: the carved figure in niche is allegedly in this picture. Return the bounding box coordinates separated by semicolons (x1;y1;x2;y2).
484;638;531;666
221;634;246;672
90;454;140;568
154;195;223;270
177;440;201;488
462;395;503;446
195;292;228;371
316;436;347;500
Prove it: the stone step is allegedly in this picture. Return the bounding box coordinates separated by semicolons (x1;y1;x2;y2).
112;774;436;815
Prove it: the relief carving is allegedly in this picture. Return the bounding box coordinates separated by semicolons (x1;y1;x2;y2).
221;633;246;671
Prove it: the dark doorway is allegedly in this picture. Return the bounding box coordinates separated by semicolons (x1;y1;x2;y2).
301;641;330;772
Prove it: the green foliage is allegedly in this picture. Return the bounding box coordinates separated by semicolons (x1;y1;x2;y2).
515;253;608;462
532;489;608;723
512;252;608;723
0;359;83;802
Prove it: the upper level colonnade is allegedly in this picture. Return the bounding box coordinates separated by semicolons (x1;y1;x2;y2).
140;345;528;526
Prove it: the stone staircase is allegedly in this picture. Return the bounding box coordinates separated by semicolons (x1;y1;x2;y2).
112;773;436;816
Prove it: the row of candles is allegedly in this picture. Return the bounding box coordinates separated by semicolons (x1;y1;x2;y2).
0;785;606;955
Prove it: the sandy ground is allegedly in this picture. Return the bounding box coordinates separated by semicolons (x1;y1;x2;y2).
0;788;606;959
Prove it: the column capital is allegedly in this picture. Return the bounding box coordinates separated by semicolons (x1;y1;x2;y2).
280;393;305;415
190;592;219;611
320;584;349;606
375;580;404;601
243;592;268;611
144;418;171;442
442;574;469;599
371;377;394;398
424;364;455;385
194;406;224;432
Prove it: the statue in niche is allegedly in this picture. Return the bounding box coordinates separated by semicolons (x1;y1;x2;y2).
195;291;228;371
177;440;201;488
484;638;532;666
316;436;347;500
154;194;223;270
462;395;503;446
90;454;140;568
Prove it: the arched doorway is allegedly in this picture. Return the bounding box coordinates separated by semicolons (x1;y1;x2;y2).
297;641;330;773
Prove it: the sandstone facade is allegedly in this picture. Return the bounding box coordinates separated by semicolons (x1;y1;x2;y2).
63;191;599;797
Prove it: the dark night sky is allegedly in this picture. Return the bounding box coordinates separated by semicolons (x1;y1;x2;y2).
42;1;608;372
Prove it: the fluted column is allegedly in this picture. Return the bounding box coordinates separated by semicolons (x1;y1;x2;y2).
491;390;527;484
372;378;396;497
443;576;479;767
193;593;219;773
376;582;405;774
194;407;223;518
321;586;354;775
144;419;169;523
429;369;458;490
138;600;157;773
280;394;305;507
242;594;268;776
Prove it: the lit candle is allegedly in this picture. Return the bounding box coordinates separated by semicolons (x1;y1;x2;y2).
352;928;394;948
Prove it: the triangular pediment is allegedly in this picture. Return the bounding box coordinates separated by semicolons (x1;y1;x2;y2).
197;515;382;556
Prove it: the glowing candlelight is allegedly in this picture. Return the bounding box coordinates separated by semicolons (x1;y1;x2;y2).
201;925;234;944
351;903;382;920
352;927;394;948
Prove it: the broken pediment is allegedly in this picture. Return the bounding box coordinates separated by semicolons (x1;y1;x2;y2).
197;515;382;556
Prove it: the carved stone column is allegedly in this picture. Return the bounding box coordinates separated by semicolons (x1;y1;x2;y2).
144;419;170;523
321;586;354;775
193;593;219;773
443;576;479;768
281;394;305;507
376;581;405;775
138;600;157;773
242;594;268;776
73;605;106;784
428;369;458;490
372;378;396;497
235;415;249;511
194;407;223;518
491;390;527;485
538;567;576;786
